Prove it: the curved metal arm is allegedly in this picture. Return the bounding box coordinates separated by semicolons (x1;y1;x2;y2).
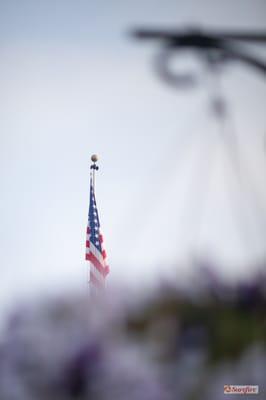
132;28;266;88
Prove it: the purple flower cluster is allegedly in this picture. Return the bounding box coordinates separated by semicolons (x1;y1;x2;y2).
0;296;167;400
0;270;265;400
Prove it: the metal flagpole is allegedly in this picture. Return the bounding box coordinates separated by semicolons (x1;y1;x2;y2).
90;154;99;190
86;154;109;298
89;154;99;297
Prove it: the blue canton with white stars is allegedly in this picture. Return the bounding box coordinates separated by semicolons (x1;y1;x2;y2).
88;182;102;253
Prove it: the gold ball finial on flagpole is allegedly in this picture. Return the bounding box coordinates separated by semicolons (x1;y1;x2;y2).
91;154;98;163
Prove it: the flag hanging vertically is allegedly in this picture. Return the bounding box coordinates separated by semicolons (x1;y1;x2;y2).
85;155;109;291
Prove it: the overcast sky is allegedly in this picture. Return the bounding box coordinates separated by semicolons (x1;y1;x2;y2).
1;0;266;313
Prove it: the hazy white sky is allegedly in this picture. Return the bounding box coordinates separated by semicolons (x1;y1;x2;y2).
0;0;266;312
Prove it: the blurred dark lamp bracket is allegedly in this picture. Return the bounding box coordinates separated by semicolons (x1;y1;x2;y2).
132;28;266;88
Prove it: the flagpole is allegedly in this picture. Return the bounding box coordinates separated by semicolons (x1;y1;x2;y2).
89;154;99;297
86;154;109;297
90;154;99;191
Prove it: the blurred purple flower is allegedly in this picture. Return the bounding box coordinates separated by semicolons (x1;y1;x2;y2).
0;294;168;400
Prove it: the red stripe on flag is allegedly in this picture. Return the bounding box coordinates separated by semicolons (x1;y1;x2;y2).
86;252;106;275
86;240;90;248
87;226;91;234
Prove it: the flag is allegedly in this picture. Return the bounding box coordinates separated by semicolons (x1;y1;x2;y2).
85;174;109;291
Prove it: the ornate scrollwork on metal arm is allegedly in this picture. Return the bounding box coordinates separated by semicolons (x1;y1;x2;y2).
132;28;266;88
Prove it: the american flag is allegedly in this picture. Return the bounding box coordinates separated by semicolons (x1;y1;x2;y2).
85;173;109;291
